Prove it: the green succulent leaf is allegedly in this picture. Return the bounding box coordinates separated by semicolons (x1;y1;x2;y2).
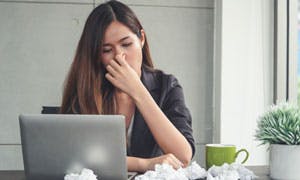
255;102;300;145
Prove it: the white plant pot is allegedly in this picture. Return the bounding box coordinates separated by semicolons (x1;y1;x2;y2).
270;144;300;180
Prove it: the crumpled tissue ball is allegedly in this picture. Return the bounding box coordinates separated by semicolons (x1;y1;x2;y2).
64;168;98;180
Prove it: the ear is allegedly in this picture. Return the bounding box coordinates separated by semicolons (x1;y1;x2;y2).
140;29;145;48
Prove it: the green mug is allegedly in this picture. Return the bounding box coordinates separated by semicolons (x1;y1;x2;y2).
205;144;249;169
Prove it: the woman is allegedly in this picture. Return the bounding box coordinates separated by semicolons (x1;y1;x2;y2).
60;0;195;172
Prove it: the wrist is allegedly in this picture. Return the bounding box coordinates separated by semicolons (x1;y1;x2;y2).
127;156;149;173
137;157;149;172
131;83;148;103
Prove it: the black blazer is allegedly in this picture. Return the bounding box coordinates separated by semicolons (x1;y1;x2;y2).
42;67;195;158
129;67;195;158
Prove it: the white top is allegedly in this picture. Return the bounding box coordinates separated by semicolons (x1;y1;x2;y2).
127;113;135;151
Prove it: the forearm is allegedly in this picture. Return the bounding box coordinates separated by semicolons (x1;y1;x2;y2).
132;85;192;165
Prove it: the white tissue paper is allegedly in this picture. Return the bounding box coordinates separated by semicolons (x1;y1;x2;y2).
207;163;258;180
135;162;257;180
181;161;207;179
135;163;188;180
63;162;257;180
64;168;98;180
135;161;206;180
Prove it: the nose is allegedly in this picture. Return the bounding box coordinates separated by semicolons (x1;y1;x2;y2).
115;46;123;56
114;47;125;59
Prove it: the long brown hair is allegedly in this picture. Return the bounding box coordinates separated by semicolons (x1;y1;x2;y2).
60;0;154;114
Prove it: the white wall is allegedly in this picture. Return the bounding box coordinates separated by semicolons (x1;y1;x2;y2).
215;0;274;165
0;1;93;170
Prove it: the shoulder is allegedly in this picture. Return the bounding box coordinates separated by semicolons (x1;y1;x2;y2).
141;66;180;91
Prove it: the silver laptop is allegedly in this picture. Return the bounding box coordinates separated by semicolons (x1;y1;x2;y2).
19;114;135;180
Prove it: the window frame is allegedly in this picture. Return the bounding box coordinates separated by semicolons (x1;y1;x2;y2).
274;0;298;103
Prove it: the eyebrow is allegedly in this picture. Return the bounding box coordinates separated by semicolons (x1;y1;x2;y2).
103;36;130;46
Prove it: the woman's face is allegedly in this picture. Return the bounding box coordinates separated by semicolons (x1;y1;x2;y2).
101;21;145;76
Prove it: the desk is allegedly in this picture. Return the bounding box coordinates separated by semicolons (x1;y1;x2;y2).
0;170;25;180
247;166;270;180
0;166;270;180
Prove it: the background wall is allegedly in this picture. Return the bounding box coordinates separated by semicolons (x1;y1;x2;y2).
0;0;214;170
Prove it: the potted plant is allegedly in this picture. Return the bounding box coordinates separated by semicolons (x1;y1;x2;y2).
255;102;300;180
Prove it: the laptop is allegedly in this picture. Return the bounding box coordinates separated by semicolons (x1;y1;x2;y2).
19;114;136;180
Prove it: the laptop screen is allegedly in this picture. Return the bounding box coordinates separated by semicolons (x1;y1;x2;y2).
19;114;127;180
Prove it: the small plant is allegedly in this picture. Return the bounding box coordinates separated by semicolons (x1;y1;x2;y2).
255;102;300;145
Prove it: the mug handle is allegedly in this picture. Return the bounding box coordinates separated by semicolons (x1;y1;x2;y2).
235;149;249;164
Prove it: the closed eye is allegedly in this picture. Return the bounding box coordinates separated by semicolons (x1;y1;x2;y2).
122;42;132;47
103;49;112;53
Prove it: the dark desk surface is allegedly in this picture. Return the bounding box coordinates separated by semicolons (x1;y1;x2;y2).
0;170;25;180
0;166;270;180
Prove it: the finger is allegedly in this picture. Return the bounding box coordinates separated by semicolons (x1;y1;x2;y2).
169;154;184;167
170;157;184;169
106;65;117;77
165;154;183;169
109;59;121;71
105;73;117;85
115;53;127;66
162;159;180;170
